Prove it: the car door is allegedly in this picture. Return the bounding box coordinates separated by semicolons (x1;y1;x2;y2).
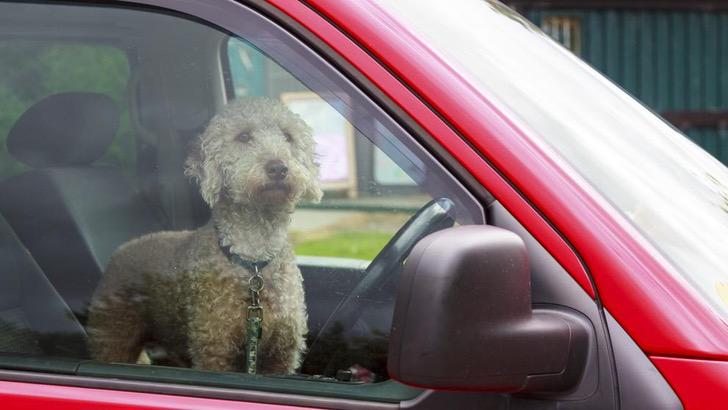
0;1;679;409
0;0;479;408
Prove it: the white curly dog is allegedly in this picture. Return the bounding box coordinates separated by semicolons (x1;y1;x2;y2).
87;97;322;374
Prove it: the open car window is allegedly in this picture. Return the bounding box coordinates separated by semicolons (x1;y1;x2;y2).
0;0;483;403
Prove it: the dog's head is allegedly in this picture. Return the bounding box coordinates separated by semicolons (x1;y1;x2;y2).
185;97;323;210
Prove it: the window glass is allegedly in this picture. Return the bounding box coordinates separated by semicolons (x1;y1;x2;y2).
227;38;433;262
0;1;482;401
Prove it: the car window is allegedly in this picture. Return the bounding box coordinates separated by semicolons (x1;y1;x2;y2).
0;1;483;403
226;38;429;263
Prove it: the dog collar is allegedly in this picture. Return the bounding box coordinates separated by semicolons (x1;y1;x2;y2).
219;243;271;272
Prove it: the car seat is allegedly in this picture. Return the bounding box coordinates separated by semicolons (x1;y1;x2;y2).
0;92;163;321
0;213;87;358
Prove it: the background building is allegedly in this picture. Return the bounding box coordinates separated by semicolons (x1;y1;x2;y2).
506;0;728;164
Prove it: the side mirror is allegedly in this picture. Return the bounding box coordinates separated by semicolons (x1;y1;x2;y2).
388;226;589;392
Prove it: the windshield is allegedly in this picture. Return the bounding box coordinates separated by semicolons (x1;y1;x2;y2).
375;0;728;318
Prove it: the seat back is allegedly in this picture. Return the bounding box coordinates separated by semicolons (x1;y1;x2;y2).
0;214;87;357
0;92;163;321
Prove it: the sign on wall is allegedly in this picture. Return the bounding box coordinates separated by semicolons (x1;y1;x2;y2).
282;92;357;197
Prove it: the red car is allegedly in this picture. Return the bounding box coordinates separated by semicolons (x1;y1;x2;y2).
0;0;726;409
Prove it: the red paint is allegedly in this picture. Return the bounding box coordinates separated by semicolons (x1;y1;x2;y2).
0;380;310;410
300;0;728;359
651;356;728;409
284;1;728;404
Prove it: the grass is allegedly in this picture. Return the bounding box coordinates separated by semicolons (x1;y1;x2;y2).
293;230;393;260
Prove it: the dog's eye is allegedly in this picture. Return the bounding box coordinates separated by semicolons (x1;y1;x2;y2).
284;131;293;143
236;131;252;143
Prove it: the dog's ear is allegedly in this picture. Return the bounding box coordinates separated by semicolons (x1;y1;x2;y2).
297;124;324;204
302;167;324;203
184;135;223;208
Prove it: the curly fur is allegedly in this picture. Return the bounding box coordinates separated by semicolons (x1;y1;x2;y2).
87;97;322;374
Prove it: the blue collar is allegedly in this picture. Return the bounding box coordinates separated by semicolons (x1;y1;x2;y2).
218;241;271;272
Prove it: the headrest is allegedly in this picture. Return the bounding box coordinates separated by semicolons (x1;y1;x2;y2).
7;92;119;168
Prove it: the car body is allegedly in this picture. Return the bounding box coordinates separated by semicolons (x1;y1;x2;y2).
0;0;726;409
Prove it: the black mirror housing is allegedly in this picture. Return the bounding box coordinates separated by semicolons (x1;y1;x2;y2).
388;226;589;392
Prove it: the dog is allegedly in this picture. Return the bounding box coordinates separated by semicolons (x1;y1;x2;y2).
87;97;322;374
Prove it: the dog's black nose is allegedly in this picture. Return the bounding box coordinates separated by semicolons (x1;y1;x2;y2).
265;160;288;181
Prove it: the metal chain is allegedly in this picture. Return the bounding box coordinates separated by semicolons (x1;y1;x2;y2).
245;263;264;374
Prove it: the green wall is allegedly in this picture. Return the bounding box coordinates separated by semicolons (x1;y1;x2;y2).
523;8;728;164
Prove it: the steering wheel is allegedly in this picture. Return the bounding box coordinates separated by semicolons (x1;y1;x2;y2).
304;198;456;378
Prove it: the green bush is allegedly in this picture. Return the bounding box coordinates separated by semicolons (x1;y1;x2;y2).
294;230;392;261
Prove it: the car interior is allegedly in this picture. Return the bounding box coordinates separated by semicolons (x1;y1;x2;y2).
0;2;484;385
0;91;164;322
